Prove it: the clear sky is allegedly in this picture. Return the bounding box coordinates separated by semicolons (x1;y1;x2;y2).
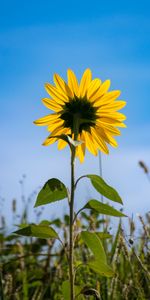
0;0;150;227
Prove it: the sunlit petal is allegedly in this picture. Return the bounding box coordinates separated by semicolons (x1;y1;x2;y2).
54;74;73;98
79;69;92;97
34;113;60;126
91;127;109;154
87;78;101;99
45;83;68;104
67;69;79;97
42;98;62;112
90;79;111;102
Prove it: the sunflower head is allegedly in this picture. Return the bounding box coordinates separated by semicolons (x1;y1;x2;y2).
34;69;126;162
60;94;97;134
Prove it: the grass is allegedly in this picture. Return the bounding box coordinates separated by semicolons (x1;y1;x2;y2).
0;162;150;300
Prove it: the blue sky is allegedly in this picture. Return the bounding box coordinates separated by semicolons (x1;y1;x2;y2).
0;0;150;227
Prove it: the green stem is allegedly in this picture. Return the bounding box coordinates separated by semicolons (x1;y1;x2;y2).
0;272;4;300
69;146;76;300
69;116;79;300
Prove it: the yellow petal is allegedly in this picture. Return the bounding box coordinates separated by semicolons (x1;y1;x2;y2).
47;119;64;132
57;139;67;150
76;133;85;163
94;90;121;107
105;134;118;148
57;127;71;149
53;74;73;99
79;69;92;97
99;117;126;128
33;113;60;126
42;126;66;145
90;79;111;102
99;100;126;112
87;78;101;99
42;136;57;146
100;112;126;121
99;79;111;94
84;131;98;155
42;98;62;112
67;69;79;97
96;120;121;136
45;83;68;104
95;126;110;143
96;126;118;148
76;146;85;163
91;128;109;154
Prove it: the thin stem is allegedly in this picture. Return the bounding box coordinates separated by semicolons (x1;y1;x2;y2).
0;272;4;300
98;151;103;203
73;207;83;224
69;147;76;300
74;175;86;190
69;117;79;300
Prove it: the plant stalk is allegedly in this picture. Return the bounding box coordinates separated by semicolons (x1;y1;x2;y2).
69;117;79;300
0;271;4;300
69;146;75;300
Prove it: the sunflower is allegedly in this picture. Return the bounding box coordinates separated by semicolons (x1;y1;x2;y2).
34;69;126;162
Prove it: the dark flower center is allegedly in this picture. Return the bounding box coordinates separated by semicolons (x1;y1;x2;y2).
60;95;97;134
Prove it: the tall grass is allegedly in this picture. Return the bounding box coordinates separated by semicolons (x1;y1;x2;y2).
0;162;150;300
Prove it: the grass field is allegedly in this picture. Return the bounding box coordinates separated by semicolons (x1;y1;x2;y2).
0;162;150;300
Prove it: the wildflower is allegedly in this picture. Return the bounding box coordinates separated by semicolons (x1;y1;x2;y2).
34;69;126;162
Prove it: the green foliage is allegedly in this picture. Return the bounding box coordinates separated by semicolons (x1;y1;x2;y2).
34;178;68;207
96;232;112;239
81;231;114;277
1;208;150;299
81;232;107;262
62;281;84;300
1;167;150;299
10;171;127;299
84;200;126;217
86;175;123;204
14;224;59;239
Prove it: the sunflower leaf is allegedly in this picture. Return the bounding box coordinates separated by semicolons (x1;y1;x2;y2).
84;200;126;217
34;178;68;207
88;261;114;277
86;174;123;204
62;281;84;300
14;224;59;239
81;231;114;277
81;231;107;262
96;232;112;239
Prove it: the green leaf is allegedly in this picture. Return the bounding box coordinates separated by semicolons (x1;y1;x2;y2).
14;224;59;239
81;231;107;262
84;200;126;217
62;281;70;300
39;220;51;226
81;231;114;277
5;234;19;241
40;218;62;227
34;178;68;207
96;232;112;239
62;281;84;300
28;281;42;288
86;174;123;204
88;261;114;277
